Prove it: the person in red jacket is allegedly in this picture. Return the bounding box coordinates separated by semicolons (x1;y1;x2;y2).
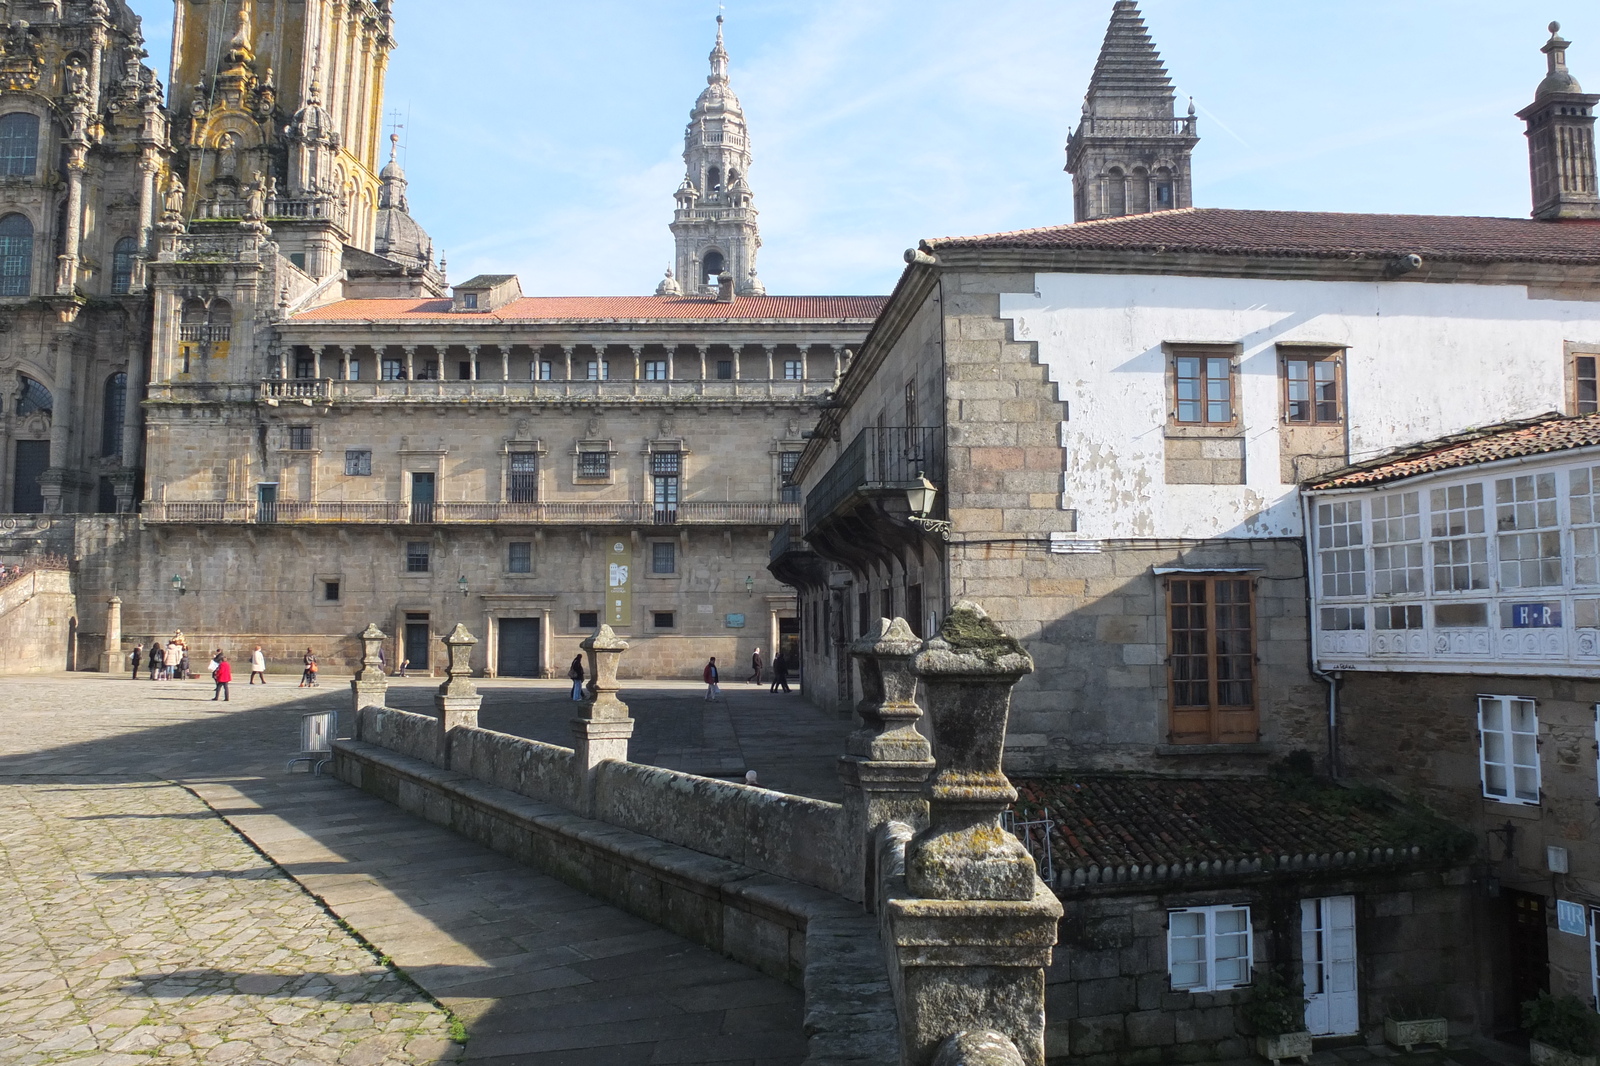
211;655;233;702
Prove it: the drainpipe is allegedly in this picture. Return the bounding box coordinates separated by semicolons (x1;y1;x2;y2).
1298;496;1342;780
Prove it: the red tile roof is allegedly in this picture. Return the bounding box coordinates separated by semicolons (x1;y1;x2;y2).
292;294;887;324
1013;774;1470;881
1308;413;1600;489
927;208;1600;264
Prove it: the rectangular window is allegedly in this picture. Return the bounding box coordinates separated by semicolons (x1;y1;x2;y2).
653;611;676;629
779;451;801;504
577;610;599;630
579;450;610;479
1167;576;1257;744
347;359;361;381
1282;350;1341;424
508;541;532;573
1577;354;1598;416
1174;351;1234;425
1316;501;1366;597
1479;695;1540;805
405;541;430;574
1430;483;1488;591
287;426;312;451
294;355;315;379
538;360;553;381
783;359;802;380
1435;602;1489;628
420;360;440;380
1374;604;1424;630
381;358;404;381
1496;473;1562;588
323;580;340;602
463;292;478;309
644;360;668;380
1168;906;1252;992
1320;607;1364;631
1573;466;1600;585
653;451;680;520
905;379;918;427
859;590;871;637
717;359;733;380
1371;491;1424;595
508;452;537;504
586;361;610;380
344;450;372;476
653;541;676;574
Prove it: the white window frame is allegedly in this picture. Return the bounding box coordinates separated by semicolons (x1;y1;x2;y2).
1478;694;1540;805
1167;904;1253;993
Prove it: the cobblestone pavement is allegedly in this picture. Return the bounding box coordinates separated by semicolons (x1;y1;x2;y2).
0;674;816;1064
0;776;459;1066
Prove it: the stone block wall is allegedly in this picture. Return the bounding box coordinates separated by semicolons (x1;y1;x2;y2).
448;723;579;809
0;568;77;674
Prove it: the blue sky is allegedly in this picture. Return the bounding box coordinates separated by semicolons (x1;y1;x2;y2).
125;1;1600;297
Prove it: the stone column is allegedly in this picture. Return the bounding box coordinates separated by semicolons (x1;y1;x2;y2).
403;344;416;383
100;596;122;673
312;346;323;380
501;345;511;382
570;624;633;817
884;601;1061;1066
800;345;810;381
339;345;352;381
57;139;87;294
467;345;480;381
838;616;935;905
562;344;574;382
434;623;482;767
351;623;389;721
666;344;676;381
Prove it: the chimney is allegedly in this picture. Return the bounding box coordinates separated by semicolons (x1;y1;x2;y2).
1518;22;1600;221
716;272;735;303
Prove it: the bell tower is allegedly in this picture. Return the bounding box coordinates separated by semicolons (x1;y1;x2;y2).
1066;1;1198;223
1518;22;1600;221
667;17;765;297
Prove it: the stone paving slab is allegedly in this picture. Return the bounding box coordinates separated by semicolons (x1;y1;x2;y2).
0;675;809;1065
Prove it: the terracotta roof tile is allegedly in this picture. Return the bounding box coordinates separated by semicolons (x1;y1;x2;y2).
1012;774;1470;877
927;208;1600;264
1307;413;1600;489
292;294;887;324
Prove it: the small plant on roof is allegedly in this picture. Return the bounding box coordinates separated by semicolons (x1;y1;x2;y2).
1524;993;1600;1056
1239;969;1308;1037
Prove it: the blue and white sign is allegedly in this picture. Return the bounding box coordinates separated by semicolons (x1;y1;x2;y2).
1557;899;1587;936
725;613;746;629
1510;603;1563;629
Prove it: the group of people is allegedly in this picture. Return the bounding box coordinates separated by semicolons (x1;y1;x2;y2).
127;636;278;701
565;646;796;704
745;647;792;694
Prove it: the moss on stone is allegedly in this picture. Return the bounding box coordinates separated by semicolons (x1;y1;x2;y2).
938;602;1026;661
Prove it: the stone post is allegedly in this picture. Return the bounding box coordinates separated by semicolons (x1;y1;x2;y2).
100;596;122;673
570;624;633;816
838;616;935;905
885;601;1062;1066
434;623;481;767
350;623;389;724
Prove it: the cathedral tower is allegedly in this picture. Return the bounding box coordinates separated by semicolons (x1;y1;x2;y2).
1066;1;1197;223
1518;22;1600;221
169;0;395;261
667;16;764;297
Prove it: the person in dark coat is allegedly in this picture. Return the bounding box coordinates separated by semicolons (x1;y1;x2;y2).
569;654;586;701
703;657;720;701
771;650;791;694
749;647;762;685
130;643;142;680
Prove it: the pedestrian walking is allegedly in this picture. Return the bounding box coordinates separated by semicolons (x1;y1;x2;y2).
299;648;317;688
397;657;409;678
211;654;232;702
749;646;762;685
130;643;142;680
771;649;791;694
568;653;586;701
149;641;164;680
249;645;266;684
703;656;720;701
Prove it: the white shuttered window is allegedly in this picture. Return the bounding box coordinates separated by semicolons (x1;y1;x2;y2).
1478;695;1540;805
1168;905;1252;992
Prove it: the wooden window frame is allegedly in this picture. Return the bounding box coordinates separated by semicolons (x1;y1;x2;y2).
1279;347;1344;425
1568;346;1600;417
1165;574;1259;745
1169;346;1239;427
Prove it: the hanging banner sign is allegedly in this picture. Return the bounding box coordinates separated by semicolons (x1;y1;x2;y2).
607;540;632;627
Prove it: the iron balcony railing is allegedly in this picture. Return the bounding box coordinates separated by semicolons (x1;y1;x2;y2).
145;500;801;527
770;521;800;562
805;425;946;531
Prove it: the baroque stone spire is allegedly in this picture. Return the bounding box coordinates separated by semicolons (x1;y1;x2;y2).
1518;22;1600;221
1065;0;1198;222
668;16;765;296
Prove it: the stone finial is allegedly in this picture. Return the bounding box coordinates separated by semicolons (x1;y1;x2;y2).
438;622;478;699
848;617;931;764
906;601;1035;902
578;624;629;718
572;624;634;816
356;623;386;681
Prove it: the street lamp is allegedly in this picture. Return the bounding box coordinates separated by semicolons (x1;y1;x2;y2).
171;573;187;595
458;574;469;598
906;473;950;537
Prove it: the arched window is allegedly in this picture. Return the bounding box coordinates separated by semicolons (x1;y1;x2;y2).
102;372;127;458
0;113;39;177
1107;168;1127;217
16;375;53;415
701;249;725;288
706;166;722;192
1130;167;1150;214
0;213;32;296
111;237;137;294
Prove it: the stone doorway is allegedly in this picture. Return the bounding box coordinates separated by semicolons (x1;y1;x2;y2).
403;614;430;674
498;618;541;678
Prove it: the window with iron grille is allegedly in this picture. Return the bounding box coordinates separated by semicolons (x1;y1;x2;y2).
653;541;676;574
1167;576;1257;744
508;541;532;573
779;451;801;503
653;451;680;517
344;450;372;476
405;541;430;573
653;611;675;629
111;237;137;295
508;452;537;503
0;113;39;177
101;373;126;458
577;610;599;630
287;426;313;451
0;213;32;297
579;450;609;479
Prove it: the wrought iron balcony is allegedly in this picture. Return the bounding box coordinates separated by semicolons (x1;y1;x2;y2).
804;426;945;531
